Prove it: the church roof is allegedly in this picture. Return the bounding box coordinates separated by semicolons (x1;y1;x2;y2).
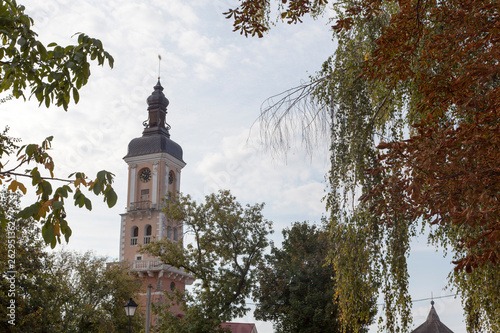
125;134;183;161
220;322;258;333
124;80;183;162
411;301;454;333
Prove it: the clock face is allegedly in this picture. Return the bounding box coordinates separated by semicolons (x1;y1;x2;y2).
139;168;152;183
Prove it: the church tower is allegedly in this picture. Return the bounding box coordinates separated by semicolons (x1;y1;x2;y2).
119;80;193;314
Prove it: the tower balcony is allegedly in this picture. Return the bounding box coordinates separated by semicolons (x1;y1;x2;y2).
111;259;194;284
129;200;152;211
126;201;163;220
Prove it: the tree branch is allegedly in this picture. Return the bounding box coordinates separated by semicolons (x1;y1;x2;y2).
2;171;74;183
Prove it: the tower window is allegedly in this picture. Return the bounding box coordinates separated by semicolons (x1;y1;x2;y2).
144;224;152;244
173;227;178;241
167;226;172;240
130;226;139;246
168;170;175;184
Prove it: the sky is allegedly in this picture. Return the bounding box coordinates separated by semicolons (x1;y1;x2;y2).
3;0;466;332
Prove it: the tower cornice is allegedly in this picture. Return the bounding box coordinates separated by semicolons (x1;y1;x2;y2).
124;152;186;170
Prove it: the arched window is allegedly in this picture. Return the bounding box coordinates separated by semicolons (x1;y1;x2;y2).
168;170;175;185
173;227;178;241
167;226;172;240
170;282;176;291
144;224;152;244
130;226;138;246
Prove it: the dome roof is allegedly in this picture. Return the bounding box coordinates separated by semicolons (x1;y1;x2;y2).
125;133;183;161
147;80;169;111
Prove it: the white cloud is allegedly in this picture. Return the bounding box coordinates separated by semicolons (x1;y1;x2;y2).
192;128;328;225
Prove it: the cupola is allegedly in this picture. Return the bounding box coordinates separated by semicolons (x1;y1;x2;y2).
124;80;183;162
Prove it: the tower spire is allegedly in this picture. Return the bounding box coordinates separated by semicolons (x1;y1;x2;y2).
143;79;171;137
125;79;183;162
158;54;161;80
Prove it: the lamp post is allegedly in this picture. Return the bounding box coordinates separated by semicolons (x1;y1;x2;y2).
124;297;138;333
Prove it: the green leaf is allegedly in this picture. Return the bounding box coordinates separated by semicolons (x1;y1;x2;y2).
92;180;102;195
56;185;69;198
31;168;41;185
73;87;79;104
52;200;63;209
84;197;92;211
25;143;37;156
53;46;63;59
18;203;40;218
42;222;55;244
106;171;114;183
41;181;52;196
0;217;7;230
73;190;86;208
63;225;72;242
105;188;117;208
96;170;107;183
37;42;47;56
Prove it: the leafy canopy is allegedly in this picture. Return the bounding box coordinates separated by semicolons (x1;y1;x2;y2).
0;0;114;109
0;0;117;247
142;190;273;333
225;0;499;332
0;189;141;333
254;221;375;333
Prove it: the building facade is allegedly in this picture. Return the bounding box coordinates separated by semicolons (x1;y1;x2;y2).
119;80;193;316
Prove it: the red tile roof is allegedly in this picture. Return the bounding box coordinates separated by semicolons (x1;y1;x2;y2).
220;322;257;333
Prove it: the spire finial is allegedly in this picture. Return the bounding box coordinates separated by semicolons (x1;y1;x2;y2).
158;54;162;80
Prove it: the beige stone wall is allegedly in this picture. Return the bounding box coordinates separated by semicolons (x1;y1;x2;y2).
135;272;187;326
120;151;187;320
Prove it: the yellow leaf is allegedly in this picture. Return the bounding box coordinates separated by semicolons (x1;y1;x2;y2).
38;200;52;218
7;181;17;192
17;182;27;194
54;223;61;237
7;180;27;194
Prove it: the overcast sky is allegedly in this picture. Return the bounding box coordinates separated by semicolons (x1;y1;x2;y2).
3;0;465;332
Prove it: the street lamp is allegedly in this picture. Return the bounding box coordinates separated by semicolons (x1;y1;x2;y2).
124;297;138;333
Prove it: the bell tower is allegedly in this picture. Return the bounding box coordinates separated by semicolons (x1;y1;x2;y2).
119;80;193;315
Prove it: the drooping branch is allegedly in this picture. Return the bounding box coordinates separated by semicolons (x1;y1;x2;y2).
255;77;331;156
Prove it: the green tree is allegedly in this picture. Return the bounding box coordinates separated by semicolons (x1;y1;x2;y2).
0;0;117;247
0;188;56;331
227;1;407;331
46;250;143;333
254;221;375;333
0;188;142;332
225;0;499;332
142;190;273;333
